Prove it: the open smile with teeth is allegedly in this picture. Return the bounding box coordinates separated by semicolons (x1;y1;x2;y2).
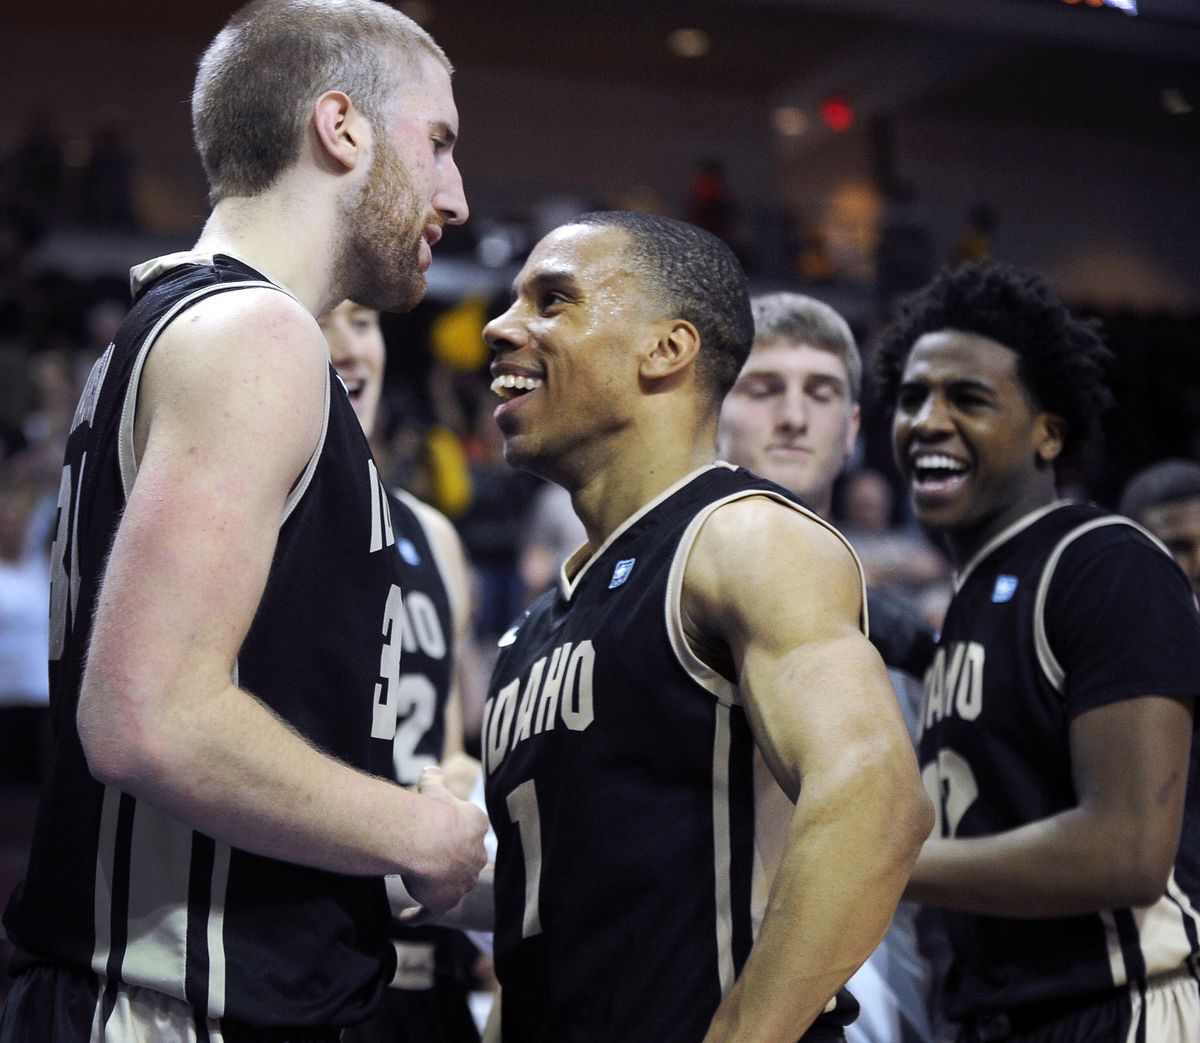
491;374;545;400
911;451;970;492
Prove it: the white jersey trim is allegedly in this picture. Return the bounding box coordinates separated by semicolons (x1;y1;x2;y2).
1032;514;1172;693
954;500;1069;592
712;702;736;998
115;256;322;527
664;486;866;707
559;463;730;600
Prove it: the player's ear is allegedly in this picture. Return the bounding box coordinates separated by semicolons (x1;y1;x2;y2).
1035;412;1065;465
845;402;862;461
312;90;367;173
640;319;701;382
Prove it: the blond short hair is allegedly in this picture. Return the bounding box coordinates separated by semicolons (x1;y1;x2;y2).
192;0;450;203
750;292;862;402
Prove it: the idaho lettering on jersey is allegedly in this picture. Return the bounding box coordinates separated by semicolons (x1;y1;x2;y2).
922;641;985;730
367;459;395;552
482;640;596;774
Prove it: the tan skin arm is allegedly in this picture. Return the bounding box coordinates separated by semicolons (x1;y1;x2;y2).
77;290;486;911
907;694;1192;915
685;497;932;1043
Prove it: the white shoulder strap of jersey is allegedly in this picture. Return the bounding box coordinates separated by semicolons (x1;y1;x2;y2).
1033;515;1172;692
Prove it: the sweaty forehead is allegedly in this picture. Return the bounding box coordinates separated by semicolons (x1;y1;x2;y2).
518;224;635;291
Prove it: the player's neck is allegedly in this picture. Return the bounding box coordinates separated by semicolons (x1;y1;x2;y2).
195;193;338;315
570;428;718;548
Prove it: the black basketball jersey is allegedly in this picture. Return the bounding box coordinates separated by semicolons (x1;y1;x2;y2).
919;501;1200;1020
386;489;456;788
483;463;861;1042
381;489;479;999
4;253;405;1030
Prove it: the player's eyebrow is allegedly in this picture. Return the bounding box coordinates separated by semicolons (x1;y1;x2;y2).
511;269;579;303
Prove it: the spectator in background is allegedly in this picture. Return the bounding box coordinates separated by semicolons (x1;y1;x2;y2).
1119;458;1200;598
952;202;997;265
517;481;586;603
0;455;51;790
874;180;935;322
76;113;138;231
455;387;541;642
687;157;741;255
836;466;951;619
0;112;64;238
718;290;937;1043
0;454;53;1007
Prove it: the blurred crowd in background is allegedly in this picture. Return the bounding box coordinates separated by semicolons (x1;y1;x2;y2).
1;107;1197;775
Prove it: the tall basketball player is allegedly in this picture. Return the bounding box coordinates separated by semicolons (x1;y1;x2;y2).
877;260;1200;1042
0;3;486;1039
479;210;931;1042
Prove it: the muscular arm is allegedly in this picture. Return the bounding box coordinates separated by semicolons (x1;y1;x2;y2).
689;498;932;1043
77;290;485;908
906;694;1193;916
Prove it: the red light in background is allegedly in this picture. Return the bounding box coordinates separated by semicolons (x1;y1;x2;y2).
820;96;854;133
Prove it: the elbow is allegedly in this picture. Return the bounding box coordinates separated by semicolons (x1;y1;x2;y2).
837;737;933;871
77;667;162;790
874;741;935;868
898;774;935;866
1114;851;1175;909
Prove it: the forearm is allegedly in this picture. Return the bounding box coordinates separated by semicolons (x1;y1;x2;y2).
704;747;928;1042
907;806;1172;916
81;676;449;878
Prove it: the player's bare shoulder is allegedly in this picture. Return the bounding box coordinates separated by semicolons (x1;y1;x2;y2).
685;493;864;641
136;288;328;466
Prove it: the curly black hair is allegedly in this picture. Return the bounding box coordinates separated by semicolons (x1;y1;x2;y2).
872;260;1114;463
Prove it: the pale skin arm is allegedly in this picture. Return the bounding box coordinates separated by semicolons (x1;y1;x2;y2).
78;290;486;911
906;694;1193;915
687;498;933;1043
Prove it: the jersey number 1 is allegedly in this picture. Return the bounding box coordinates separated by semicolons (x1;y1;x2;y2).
507;779;543;938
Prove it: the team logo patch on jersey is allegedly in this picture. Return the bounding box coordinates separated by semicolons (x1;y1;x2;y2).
991;574;1018;602
498;613;528;647
609;558;636;589
397;538;421;566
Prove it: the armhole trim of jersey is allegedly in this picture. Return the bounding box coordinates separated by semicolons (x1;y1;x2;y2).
116;280;322;529
665;490;868;706
1033;515;1171;692
281;368;328;525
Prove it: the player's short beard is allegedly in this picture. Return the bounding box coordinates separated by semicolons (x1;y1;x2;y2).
333;134;426;314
